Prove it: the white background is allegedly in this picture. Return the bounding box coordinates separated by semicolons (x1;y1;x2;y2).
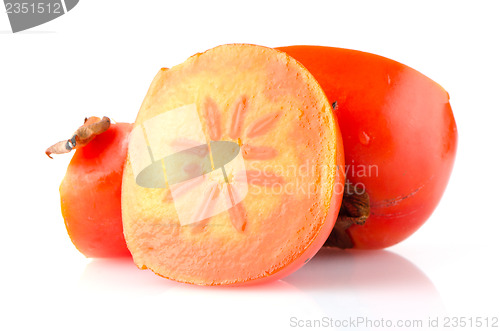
1;1;499;330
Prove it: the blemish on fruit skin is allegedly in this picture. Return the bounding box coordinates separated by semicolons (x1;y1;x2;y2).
359;131;370;145
372;182;426;208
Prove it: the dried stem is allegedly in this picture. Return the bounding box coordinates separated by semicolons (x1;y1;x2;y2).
45;116;110;158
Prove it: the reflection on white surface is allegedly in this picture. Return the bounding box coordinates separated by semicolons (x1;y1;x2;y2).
74;248;445;330
79;257;176;296
285;248;446;322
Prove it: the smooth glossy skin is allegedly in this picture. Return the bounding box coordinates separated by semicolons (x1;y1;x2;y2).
278;46;457;249
60;123;132;257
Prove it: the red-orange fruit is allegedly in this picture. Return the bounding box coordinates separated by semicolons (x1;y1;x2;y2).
121;44;345;285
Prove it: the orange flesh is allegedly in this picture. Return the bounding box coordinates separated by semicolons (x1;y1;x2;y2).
121;44;343;285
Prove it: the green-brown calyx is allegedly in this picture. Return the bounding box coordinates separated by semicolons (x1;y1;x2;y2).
324;182;370;249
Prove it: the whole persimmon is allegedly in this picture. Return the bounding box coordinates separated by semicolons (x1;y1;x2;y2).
50;117;133;257
277;46;458;249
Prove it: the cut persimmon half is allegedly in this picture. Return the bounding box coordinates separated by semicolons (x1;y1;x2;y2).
121;44;344;285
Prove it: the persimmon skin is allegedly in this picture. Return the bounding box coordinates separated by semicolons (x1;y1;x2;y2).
60;123;132;257
278;46;458;249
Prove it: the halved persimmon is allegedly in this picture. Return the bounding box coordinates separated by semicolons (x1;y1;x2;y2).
121;44;344;285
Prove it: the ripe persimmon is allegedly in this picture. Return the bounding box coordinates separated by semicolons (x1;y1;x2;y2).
55;119;133;257
52;45;457;280
277;46;457;249
121;44;345;285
